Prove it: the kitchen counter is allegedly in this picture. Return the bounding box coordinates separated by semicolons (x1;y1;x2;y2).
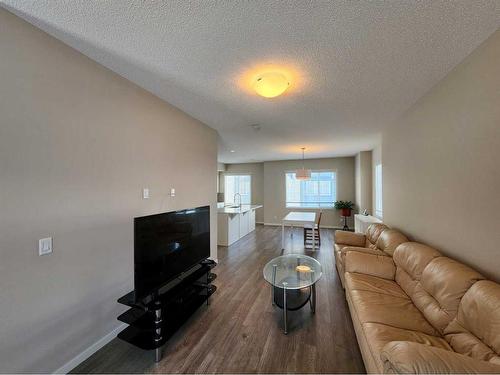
217;204;263;215
217;205;263;246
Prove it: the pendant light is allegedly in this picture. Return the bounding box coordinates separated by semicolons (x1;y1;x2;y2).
295;147;311;180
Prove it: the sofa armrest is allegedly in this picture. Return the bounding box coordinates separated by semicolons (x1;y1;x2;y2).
344;251;395;280
381;341;500;374
335;230;366;247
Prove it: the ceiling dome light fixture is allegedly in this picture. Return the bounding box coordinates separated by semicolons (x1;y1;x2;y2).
253;72;290;98
295;147;311;180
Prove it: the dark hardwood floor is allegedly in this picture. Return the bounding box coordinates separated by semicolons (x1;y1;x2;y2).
72;225;365;373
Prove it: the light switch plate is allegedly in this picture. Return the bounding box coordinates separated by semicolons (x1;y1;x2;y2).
39;237;52;256
143;188;150;199
170;188;175;197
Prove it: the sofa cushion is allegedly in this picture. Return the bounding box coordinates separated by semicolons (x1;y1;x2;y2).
416;257;484;333
347;288;439;336
345;252;396;280
337;247;386;288
365;223;388;249
376;229;409;256
394;242;484;334
345;272;408;299
362;322;452;372
341;246;385;257
444;280;500;364
340;246;384;273
393;242;441;280
381;341;500;374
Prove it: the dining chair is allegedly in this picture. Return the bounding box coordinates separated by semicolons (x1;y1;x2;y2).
303;211;322;247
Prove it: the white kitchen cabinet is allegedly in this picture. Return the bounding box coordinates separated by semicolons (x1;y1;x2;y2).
248;209;256;232
227;213;240;245
239;211;249;238
217;205;262;246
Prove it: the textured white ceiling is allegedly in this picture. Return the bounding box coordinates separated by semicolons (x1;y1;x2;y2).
2;1;499;162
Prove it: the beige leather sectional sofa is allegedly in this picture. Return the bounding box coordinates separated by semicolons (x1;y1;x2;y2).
334;225;500;373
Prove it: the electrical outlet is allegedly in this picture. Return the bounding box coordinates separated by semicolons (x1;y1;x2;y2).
39;237;52;256
170;188;175;197
143;188;150;199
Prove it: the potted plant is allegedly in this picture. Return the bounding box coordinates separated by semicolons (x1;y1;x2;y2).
334;200;355;217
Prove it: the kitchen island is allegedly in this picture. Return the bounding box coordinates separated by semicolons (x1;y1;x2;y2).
217;204;263;246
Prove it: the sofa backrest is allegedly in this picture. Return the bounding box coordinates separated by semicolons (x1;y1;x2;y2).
393;242;484;334
444;280;500;365
393;243;441;309
365;223;388;248
375;229;408;256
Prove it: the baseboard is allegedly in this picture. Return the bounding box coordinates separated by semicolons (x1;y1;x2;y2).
53;323;127;374
263;222;343;230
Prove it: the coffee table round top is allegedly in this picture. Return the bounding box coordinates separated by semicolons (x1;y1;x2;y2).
263;254;322;290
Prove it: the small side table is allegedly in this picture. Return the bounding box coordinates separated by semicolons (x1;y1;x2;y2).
341;215;350;230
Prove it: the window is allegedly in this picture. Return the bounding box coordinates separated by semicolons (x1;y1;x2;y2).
285;171;336;208
375;164;383;218
224;175;251;205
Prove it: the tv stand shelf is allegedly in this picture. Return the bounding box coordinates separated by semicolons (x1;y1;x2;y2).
117;260;217;361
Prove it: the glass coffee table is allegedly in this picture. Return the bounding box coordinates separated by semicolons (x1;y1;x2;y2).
263;254;322;334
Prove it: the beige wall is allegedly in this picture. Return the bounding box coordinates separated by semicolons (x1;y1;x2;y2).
0;9;217;373
219;163;265;222
355;151;373;214
383;29;500;281
263;157;355;228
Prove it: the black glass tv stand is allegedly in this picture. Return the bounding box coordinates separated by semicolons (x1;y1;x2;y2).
116;259;217;362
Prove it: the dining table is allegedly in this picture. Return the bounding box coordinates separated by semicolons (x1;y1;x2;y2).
281;211;317;251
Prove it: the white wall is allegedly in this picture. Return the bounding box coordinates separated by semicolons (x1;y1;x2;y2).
355;151;373;214
0;9;217;372
383;29;500;281
372;144;382;219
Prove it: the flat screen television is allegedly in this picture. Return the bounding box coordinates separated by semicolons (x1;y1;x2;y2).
134;205;210;302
